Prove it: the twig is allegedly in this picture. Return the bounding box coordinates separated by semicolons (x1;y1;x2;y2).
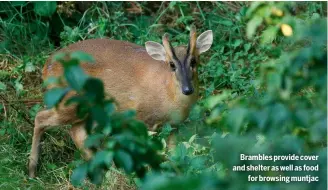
145;2;167;37
0;94;34;126
222;2;240;12
2;99;42;103
153;2;169;25
1;100;6;118
196;2;206;21
126;2;142;14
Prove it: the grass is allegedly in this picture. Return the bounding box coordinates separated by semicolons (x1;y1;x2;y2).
0;53;136;189
0;104;136;190
0;1;325;189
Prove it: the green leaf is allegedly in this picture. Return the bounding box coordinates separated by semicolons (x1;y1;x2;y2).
227;107;248;133
311;13;321;20
43;76;61;88
65;95;90;106
246;2;263;17
91;106;107;126
89;169;104;185
33;2;57;17
267;72;281;94
71;163;88;186
232;39;243;48
168;1;177;10
89;151;113;171
29;104;42;119
64;65;88;91
188;134;197;143
261;26;278;44
14;80;23;94
44;88;70;108
247;16;263;39
176;16;194;24
148;138;164;151
172;143;188;162
52;52;66;63
204;90;231;109
84;78;105;101
85;115;94;134
25;62;36;72
190;156;207;170
159;123;173;138
0;82;6;91
46;163;57;170
122;110;136;119
244;43;251;52
0;128;5;136
253;109;269;129
71;51;95;63
309;119;326;143
114;150;133;173
218;19;233;26
103;123;112;135
128;120;148;136
84;134;105;148
104;101;116;114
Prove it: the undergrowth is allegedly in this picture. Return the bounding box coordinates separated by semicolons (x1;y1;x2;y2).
0;2;326;190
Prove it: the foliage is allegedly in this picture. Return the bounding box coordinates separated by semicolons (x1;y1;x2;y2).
46;52;164;186
156;2;327;190
0;1;326;190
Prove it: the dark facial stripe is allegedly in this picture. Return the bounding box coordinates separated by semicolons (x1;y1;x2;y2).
186;41;191;57
168;42;194;95
184;40;193;67
168;43;189;82
168;42;182;68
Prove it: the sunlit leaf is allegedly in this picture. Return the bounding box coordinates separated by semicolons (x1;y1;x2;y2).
25;62;36;72
261;26;278;44
247;16;263;39
281;24;293;36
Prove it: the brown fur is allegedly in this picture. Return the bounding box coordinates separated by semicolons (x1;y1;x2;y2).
29;39;199;177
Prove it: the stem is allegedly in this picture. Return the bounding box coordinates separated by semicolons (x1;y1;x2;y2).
197;1;206;21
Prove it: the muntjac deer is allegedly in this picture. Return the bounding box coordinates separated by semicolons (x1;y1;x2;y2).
28;26;213;177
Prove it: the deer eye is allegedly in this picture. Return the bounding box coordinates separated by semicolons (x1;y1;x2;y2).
190;58;196;68
169;61;176;71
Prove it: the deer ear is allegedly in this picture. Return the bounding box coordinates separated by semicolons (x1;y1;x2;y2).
145;41;166;61
196;30;213;54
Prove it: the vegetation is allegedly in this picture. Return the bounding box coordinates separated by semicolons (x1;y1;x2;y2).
0;1;326;190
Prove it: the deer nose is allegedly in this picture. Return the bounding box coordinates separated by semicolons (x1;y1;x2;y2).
182;86;194;95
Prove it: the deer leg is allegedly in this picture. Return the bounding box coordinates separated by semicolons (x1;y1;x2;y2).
28;107;77;178
69;122;92;160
